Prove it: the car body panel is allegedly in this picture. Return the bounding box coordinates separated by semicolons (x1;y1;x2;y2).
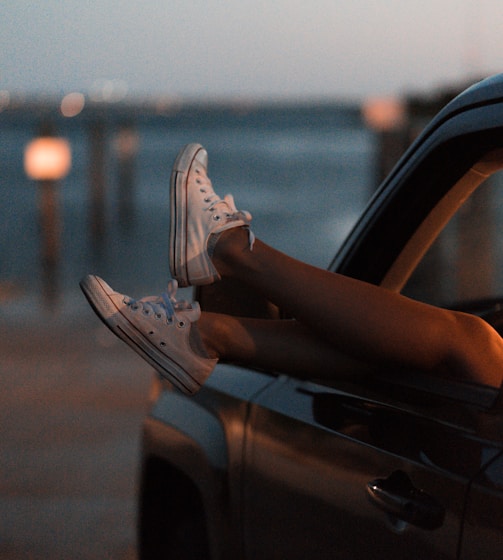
241;376;502;559
141;366;276;559
460;449;503;559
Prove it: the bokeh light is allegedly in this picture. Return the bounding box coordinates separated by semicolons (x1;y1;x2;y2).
60;92;86;117
24;137;72;181
362;97;407;131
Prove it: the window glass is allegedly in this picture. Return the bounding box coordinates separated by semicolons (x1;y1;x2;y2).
403;171;503;309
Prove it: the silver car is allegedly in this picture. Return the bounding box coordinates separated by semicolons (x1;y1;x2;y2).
138;74;503;560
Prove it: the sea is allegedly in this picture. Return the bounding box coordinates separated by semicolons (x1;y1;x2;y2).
0;102;375;316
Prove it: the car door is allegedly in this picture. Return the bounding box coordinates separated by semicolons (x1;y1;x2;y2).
459;443;503;559
242;374;500;560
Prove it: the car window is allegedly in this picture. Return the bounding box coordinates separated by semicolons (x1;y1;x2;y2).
344;169;503;409
403;170;503;314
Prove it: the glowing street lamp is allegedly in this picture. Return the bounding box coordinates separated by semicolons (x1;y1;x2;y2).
24;136;72;271
24;137;71;181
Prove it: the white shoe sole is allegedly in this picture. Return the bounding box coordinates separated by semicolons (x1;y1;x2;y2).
169;143;205;287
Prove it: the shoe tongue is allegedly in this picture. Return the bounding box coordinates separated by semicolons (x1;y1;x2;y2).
182;301;201;322
173;300;192;311
222;193;238;212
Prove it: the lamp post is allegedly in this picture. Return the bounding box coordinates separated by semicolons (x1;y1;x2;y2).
89;119;107;245
24;135;71;297
115;121;139;230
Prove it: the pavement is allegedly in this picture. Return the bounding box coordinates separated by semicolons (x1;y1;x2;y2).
0;292;154;559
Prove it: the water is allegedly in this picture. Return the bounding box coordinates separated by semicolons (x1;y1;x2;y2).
0;103;375;313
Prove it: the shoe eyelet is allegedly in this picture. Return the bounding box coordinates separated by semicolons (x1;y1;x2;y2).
177;321;186;328
200;188;207;193
196;178;202;184
213;215;221;221
143;309;150;316
149;330;155;335
155;313;162;319
160;341;166;347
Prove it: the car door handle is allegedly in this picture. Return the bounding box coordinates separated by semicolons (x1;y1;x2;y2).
367;470;445;530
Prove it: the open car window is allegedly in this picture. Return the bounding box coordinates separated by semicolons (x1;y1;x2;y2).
366;168;503;410
403;170;503;331
320;157;503;411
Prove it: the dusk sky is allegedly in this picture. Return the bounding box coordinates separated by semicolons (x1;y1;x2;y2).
1;1;502;102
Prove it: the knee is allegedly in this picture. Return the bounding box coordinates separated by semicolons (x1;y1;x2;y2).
450;312;503;387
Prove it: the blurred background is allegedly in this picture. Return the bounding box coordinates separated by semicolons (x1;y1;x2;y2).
1;1;501;558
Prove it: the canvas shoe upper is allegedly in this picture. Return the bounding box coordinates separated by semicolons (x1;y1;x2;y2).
170;143;254;286
80;274;217;395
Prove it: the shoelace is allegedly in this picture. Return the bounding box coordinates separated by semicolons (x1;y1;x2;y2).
204;192;255;250
124;279;190;322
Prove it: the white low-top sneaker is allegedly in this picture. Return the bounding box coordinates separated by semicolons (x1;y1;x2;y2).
170;143;254;286
80;275;217;395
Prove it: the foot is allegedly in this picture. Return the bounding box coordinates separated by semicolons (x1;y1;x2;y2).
169;143;254;286
80;275;217;395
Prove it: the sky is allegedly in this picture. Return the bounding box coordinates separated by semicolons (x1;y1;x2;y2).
1;1;502;103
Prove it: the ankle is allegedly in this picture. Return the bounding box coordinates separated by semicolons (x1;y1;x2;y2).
211;227;250;278
195;312;223;360
188;320;214;360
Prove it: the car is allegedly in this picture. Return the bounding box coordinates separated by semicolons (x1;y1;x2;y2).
137;74;503;560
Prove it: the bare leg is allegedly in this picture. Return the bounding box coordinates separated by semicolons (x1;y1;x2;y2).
199;313;373;380
202;228;503;388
